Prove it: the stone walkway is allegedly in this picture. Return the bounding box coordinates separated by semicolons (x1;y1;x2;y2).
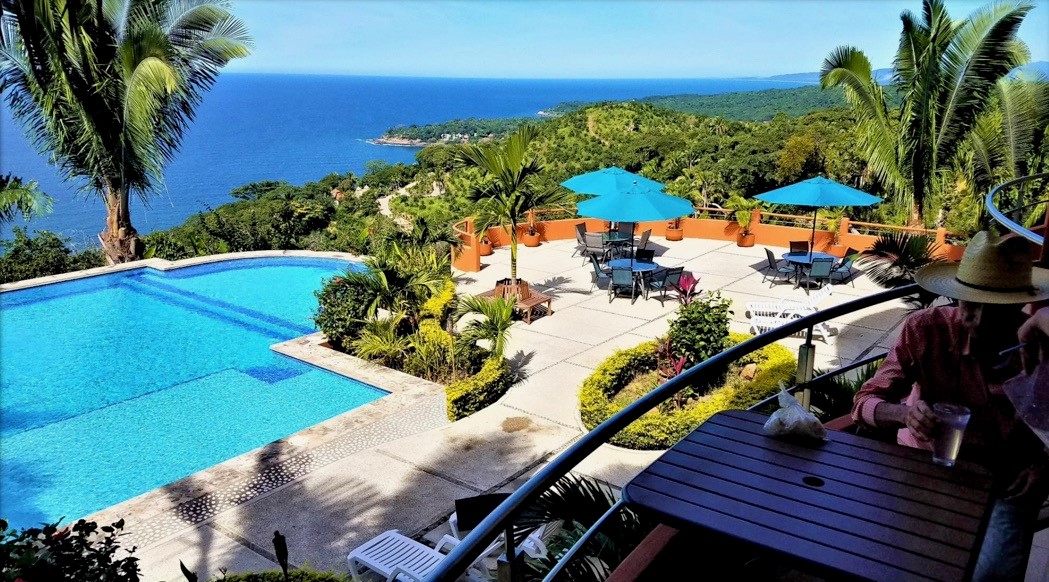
115;239;1047;581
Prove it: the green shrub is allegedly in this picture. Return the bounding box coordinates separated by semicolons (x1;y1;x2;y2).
579;334;796;450
0;228;105;284
420;280;457;323
667;291;732;368
0;518;141;581
446;357;512;421
313;274;378;351
220;570;348;581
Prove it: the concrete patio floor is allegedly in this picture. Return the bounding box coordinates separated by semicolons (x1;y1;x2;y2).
124;237;1047;581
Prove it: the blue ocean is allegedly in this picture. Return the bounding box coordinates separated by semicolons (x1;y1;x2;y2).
0;74;805;242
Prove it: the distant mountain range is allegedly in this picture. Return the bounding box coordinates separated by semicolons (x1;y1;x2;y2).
762;61;1048;85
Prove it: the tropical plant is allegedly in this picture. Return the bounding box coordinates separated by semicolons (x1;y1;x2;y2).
0;518;141;581
725;194;760;235
667;291;733;368
455;295;515;359
0;228;105;284
514;473;652;582
457;125;570;282
859;232;944;308
0;173;51;224
346;246;447;323
0;0;252;263
820;0;1033;225
351;313;411;367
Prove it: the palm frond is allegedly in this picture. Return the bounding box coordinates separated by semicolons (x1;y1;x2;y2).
455;295;514;359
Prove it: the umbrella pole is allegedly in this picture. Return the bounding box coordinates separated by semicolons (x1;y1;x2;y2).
810;207;817;260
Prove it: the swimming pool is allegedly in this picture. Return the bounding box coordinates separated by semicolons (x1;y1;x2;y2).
0;256;386;528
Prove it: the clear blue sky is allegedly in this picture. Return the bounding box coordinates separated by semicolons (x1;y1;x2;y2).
229;0;1049;78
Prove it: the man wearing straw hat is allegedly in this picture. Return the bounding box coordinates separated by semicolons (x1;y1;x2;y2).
852;231;1049;581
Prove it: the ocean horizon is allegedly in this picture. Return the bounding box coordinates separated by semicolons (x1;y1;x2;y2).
0;73;807;243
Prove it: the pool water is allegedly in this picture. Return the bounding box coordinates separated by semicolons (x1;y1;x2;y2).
0;257;385;528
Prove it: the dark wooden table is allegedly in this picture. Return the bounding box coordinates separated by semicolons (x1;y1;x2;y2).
622;410;994;581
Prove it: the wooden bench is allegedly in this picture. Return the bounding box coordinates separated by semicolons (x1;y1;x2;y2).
476;289;553;324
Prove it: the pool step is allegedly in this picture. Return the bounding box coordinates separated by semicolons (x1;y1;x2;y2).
120;276;307;340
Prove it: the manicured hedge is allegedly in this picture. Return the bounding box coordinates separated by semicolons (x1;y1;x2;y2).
579;333;796;450
421;279;457;323
446;356;513;421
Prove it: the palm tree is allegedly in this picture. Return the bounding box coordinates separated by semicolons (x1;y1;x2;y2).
457;125;569;283
0;0;251;263
858;232;944;309
347;244;447;323
820;0;1032;224
0;174;51;224
455;295;514;359
352;313;410;367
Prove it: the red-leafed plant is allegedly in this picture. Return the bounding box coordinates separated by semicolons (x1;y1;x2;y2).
673;272;701;305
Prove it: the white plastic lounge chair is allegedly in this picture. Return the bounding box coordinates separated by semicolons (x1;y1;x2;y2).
347;529;486;582
745;285;832;318
750;309;832;341
448;512;555;568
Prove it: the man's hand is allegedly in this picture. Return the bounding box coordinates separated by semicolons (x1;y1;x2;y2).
903;400;939;442
1005;462;1049;504
1019;307;1049;374
874;400;939;442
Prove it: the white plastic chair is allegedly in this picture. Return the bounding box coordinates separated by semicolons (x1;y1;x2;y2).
347;529;486;582
448;512;555;569
749;308;832;341
745;285;833;318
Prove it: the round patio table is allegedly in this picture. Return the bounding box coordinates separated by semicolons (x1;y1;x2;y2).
782;251;838;288
781;251;838;266
608;258;661;272
603;232;634;259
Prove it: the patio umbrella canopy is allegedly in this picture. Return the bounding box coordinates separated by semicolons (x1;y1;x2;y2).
754;176;882;256
561;166;664;197
576;184;694;223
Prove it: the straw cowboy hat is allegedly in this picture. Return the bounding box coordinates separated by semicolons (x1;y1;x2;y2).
915;231;1049;304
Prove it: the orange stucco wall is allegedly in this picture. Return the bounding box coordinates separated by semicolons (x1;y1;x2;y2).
452;212;965;272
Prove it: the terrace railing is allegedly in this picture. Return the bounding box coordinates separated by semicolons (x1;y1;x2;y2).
984;173;1049;264
426;284;917;582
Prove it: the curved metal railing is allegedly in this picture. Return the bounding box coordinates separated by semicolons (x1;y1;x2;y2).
985;172;1049;246
427;284;917;581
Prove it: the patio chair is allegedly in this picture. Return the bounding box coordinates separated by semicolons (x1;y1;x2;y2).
635;229;652;252
571;223;587;257
635;249;655;262
805;257;835;292
745;284;832;318
643;266;684;304
749;308;832;341
447;512;553;573
616;221;635;237
608;268;639;303
789;240;810;254
831;249;859;286
346;529;486;582
589;254;612;292
582;232;609;264
761;248;797;286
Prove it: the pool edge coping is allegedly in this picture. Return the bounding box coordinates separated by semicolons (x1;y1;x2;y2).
0;249;365;293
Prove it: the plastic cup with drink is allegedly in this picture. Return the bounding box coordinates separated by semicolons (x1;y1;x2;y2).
931;403;971;467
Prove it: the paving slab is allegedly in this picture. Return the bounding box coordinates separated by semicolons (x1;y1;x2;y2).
501;327;591;376
378;403;581;493
500;361;593;429
566;333;657;369
137;524;277;582
524;304;649;346
210;448;476;574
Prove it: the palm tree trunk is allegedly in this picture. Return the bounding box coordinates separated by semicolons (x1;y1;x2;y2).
508;222;518;282
100;181;143;264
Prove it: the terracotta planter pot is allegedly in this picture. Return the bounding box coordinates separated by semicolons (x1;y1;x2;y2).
945;244;965;262
829;244;847;258
737;232;756;247
522;232;541;247
478;240;493;256
665;227;684;241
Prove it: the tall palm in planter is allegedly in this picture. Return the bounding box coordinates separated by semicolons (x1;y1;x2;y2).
820;0;1032;225
0;0;252;263
457;126;568;289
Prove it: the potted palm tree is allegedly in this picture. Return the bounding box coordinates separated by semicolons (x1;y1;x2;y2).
473;215;495;256
726;194;759;247
665;217;684;241
522;222;542;247
819;207;847;256
457;126;568;297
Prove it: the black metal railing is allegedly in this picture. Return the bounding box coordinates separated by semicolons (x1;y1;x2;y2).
985;172;1048;246
427;285;917;581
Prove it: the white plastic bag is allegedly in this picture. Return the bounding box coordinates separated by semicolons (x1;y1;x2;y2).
763;385;827;441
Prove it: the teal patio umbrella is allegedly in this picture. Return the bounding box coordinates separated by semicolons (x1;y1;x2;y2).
561;167;664;197
577;184;694;266
754;176;882;257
